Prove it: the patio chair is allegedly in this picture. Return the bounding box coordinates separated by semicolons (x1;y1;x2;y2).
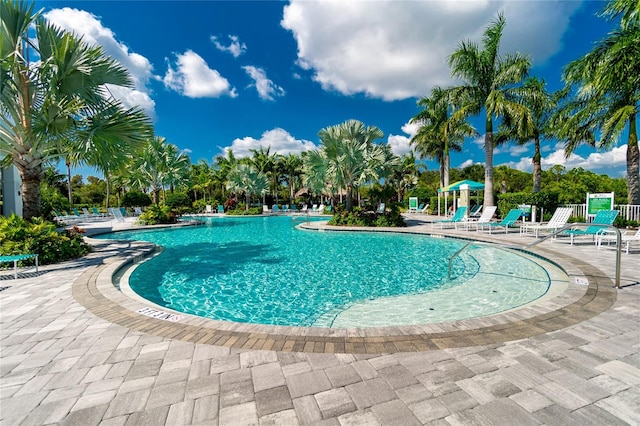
563;210;619;245
282;205;289;212
477;208;523;234
458;206;497;230
468;204;482;218
376;203;386;214
521;207;573;238
263;205;270;213
419;203;429;214
109;207;125;223
432;206;468;229
217;205;225;214
272;204;281;213
316;204;325;214
597;228;640;254
290;205;298;212
134;207;143;216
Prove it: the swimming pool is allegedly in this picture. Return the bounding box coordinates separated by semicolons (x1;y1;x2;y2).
97;216;558;327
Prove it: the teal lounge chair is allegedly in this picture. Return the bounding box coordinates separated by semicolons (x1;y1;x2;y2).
432;206;468;229
217;205;225;214
477;208;523;234
376;203;386;214
272;204;281;213
564;210;619;245
0;254;38;279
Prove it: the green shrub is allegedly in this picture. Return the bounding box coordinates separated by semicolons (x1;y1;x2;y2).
226;207;262;216
121;191;152;208
139;205;174;225
0;215;91;265
328;205;406;227
497;191;560;218
164;192;192;209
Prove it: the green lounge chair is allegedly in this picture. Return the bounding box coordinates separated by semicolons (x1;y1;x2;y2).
432;206;468;229
564;210;619;245
477;208;523;234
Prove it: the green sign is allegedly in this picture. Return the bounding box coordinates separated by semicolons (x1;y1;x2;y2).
587;193;614;215
409;197;418;210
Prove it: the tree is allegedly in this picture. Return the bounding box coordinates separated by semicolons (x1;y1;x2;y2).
226;164;268;210
496;77;558;192
0;1;152;218
410;86;477;189
555;5;640;204
448;12;530;207
281;153;303;202
317;119;389;211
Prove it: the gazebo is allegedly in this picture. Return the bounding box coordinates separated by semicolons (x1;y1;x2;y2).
437;180;485;216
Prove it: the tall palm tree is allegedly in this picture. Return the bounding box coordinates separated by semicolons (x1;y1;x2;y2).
249;146;277;204
0;1;153;218
410;86;477;189
226;163;268;210
602;0;640;28
214;149;238;198
556;8;640;204
496;77;558;192
448;12;530;207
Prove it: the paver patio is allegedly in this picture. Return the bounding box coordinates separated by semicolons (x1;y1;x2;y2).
1;215;638;425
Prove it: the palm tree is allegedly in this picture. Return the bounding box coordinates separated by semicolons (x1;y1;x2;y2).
0;1;153;219
556;8;640;204
602;0;640;28
318;119;390;211
281;153;303;202
410;86;477;189
214;149;238;198
448;12;530;207
496;77;558;192
226;163;268;210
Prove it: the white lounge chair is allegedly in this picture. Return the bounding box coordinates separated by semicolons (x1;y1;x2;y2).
520;207;573;238
205;205;213;214
419;203;429;214
458;206;497;230
597;228;640;254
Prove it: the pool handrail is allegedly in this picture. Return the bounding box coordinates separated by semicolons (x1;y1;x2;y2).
447;223;623;289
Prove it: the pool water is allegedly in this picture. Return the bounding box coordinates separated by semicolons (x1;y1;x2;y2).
96;216;553;327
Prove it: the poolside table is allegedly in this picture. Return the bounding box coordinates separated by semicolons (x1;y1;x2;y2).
0;254;39;279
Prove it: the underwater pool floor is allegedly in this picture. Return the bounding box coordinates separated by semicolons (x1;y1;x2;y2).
72;220;618;353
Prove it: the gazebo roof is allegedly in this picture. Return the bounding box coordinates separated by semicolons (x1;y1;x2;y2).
438;179;485;193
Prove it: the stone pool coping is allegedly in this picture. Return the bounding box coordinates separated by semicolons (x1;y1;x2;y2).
72;223;617;353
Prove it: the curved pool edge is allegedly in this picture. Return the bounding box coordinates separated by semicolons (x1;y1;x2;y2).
73;228;617;353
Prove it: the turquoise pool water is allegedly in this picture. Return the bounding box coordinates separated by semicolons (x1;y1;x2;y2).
96;216;552;327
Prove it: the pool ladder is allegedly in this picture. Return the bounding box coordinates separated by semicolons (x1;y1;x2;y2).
447;223;624;288
291;212;311;227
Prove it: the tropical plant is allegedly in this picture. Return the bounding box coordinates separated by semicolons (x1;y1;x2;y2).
496;77;558;192
410;86;477;189
281;153;303;202
0;1;153;219
139;204;173;225
447;12;531;207
316;119;393;211
226;163;268;211
121;191;152;208
554;3;640;204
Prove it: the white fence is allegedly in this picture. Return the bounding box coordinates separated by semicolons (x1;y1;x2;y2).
561;204;640;223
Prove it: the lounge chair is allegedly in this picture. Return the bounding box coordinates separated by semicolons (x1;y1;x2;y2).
432;206;468;229
468;204;482;218
520;207;573;238
282;205;289;212
91;207;107;218
134;207;143;216
597;228;640;254
0;254;38;279
458;206;497;230
563;210;619;245
109;207;125;223
272;204;281;213
263;205;270;213
419;203;429;214
376;203;386;214
311;204;318;212
477;208;523;234
316;204;325;214
301;204;308;212
217;205;225;214
52;210;79;225
290;205;298;212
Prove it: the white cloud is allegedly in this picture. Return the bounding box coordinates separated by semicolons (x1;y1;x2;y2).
211;35;247;58
387;135;413;156
281;0;581;101
504;145;628;174
458;159;476;169
226;128;317;158
163;50;237;98
242;66;286;101
43;8;156;117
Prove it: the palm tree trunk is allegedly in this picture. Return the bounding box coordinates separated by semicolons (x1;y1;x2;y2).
66;159;73;206
346;184;354;211
16;162;43;220
105;173;111;209
627;114;639;205
443;152;450;187
484;117;495;207
532;137;542;193
245;193;250;211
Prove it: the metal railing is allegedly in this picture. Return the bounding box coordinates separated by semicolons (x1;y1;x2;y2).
447;223;623;288
561;204;640;222
291;212;311;227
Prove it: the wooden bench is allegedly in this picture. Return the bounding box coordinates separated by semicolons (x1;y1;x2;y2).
0;254;39;279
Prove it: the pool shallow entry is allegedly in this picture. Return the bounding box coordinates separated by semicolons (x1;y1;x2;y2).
97;216;565;328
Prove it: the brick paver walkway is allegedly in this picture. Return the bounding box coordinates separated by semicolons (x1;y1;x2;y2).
1;216;639;425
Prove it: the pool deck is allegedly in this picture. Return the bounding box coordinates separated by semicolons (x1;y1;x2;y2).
1;214;639;425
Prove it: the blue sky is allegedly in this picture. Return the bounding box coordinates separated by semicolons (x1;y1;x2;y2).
38;0;628;180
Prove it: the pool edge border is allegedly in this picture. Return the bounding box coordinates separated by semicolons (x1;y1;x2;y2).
73;228;617;354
